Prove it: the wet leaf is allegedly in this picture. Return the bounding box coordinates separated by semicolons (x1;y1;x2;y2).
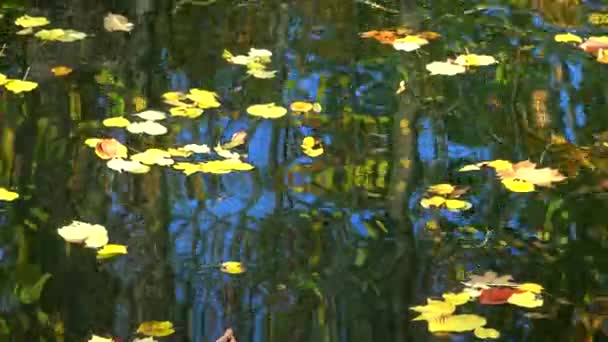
51;66;72;77
507;291;543;308
410;299;456;321
107;158;151;174
555;33;583;43
290;101;314;112
442;292;471;306
454;54;497;66
479;287;520;304
426;61;466;76
14;15;49;28
220;261;246;274
247;103;287;119
94;139;128;160
427;314;486;333
464;271;518;288
131;149;174;166
0;188;19;201
89;335;113;342
517;283;544;294
102;116;131;128
474;327;500;339
4;79;38;93
96;244;128;259
126;121;168;136
104;13;134;32
136;321;175;337
134;110;166;121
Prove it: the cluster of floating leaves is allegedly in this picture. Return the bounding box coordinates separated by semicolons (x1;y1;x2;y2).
411;271;544;338
15;15;86;41
554;33;608;64
460;159;566;192
426;54;497;76
223;48;277;79
359;28;440;52
162;88;221;118
420;183;471;211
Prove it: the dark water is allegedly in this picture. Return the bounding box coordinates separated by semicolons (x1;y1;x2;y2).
1;0;608;341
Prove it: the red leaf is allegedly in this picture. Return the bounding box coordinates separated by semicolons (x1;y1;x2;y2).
479;287;521;305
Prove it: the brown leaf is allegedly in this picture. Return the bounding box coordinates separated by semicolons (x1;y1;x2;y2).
497;160;566;187
216;328;237;342
104;13;134;32
464;271;519;288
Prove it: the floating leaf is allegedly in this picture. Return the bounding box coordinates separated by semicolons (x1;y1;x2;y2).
57;221;108;248
454;54;497;66
427;314;486;333
106;158;151;174
479;287;520;305
411;299;455;321
474;327;500;339
166;148;192;157
420;196;446;208
133;338;157;342
215;328;237;342
169;106;203;118
215;145;241;160
83;224;109;249
51;66;72;77
4;79;38;93
393;35;429;51
554;33;583;43
14;15;49;28
102;116;130;128
464;271;518;288
247;68;277;79
187;89;221;108
460;159;513;172
221;261;246;274
517;283;544;294
131;149;174;166
104;13;134;32
35;29;86;42
134;110;166;121
182;144;211;154
94;139;128;160
247;103;287;119
501;178;535;192
0;74;7;85
427;184;455;196
89;336;113;342
136;321;175;337
290;101;314;112
442;292;471;306
301;137;324;157
426;61;466;76
497;160;566;191
0;188;19;201
507;291;543;308
126;121;168;136
96;244;128;259
173;159;254;175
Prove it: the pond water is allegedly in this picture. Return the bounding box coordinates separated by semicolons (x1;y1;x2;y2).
1;0;608;341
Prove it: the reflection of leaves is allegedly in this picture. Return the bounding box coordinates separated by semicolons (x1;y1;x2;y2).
16;273;52;304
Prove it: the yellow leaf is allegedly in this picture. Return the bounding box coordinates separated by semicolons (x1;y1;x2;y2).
134;110;166;121
162;91;185;102
96;244;128;259
393;35;429;52
474;327;500;339
0;188;19;201
4;79;38;94
445;199;472;211
57;221;108;248
501;178;535;192
0;74;7;85
51;66;73;76
94;139;128;160
34;29;86;42
182;144;210;154
136;321;175;337
103;13;134;32
454;54;497;66
126;121;168;136
84;138;102;147
420;196;446;209
131;149;174;166
302;137;316;149
102;116;131;128
486;159;513;171
507;291;543;308
88;335;113;342
427;314;486;333
83;224;109;249
554;33;583;43
15;15;49;28
247;68;277;79
166;148;192;158
427;183;455;195
221;261;246;274
169;106;203;118
459;164;482;172
426;61;466;76
442;292;470;306
410;299;455;321
187;89;221;109
312;102;322;112
517;283;544;294
173;162;202;176
303;147;324;157
247;103;287;119
290;101;314;112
